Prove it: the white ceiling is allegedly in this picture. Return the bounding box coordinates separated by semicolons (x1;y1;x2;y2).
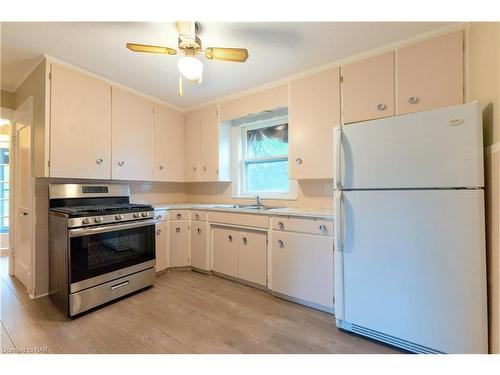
1;22;455;109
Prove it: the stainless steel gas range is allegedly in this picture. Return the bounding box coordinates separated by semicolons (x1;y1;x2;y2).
48;183;156;316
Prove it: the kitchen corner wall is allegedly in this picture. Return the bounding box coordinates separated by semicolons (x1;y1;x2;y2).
469;22;500;354
184;179;334;209
1;89;16;109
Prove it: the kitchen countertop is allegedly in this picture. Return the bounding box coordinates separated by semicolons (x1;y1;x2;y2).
150;202;334;220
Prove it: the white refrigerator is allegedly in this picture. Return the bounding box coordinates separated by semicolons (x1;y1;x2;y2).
333;102;488;354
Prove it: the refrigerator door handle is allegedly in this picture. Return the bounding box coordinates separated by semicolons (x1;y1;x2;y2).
334;189;344;320
334;124;342;189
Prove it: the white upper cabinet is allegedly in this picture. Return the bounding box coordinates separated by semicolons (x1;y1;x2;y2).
289;67;341;179
397;31;464;115
341;51;395;124
153;102;185;182
49;63;112;179
111;87;153;181
184;105;231;182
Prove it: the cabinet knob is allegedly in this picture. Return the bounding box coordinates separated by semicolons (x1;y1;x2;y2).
228;235;233;242
195;214;200;220
156;229;162;235
118;160;125;167
176;227;181;233
319;224;327;233
96;158;103;166
376;103;387;111
202;166;207;171
159;165;164;170
242;237;247;245
408;96;420;105
295;158;303;165
193;166;197;171
278;240;284;248
197;228;201;234
176;213;182;219
278;221;285;230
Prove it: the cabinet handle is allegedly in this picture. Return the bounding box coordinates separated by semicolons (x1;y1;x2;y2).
176;213;181;219
195;214;200;220
242;237;247;245
96;158;104;166
202;166;207;171
319;224;327;233
228;235;233;242
176;227;181;233
277;240;284;248
197;228;201;234
278;221;285;230
408;96;419;105
193;166;197;172
156;229;162;235
295;158;303;165
118;160;125;167
376;103;387;111
159;165;164;170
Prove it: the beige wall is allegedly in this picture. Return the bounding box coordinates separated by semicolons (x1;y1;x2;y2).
469;22;500;353
1;89;16;109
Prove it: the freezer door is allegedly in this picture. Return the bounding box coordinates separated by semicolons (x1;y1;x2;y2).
338;190;488;353
337;102;484;189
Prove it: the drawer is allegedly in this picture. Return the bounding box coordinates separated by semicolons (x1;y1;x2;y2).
191;210;207;221
168;209;190;221
208;211;269;229
271;216;333;236
154;209;168;222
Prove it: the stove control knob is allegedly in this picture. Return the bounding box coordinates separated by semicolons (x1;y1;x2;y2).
94;216;104;223
115;214;123;221
141;212;149;218
133;212;141;219
82;217;91;225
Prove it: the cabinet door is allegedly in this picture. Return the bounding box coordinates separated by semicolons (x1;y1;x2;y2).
111;87;153;181
168;221;190;267
190;221;209;270
289;67;340;179
155;221;168;272
50;64;111;179
341;51;395;124
238;231;267;286
200;105;220;181
212;226;238;277
271;231;334;308
184;109;201;182
397;31;463;115
153;103;185;181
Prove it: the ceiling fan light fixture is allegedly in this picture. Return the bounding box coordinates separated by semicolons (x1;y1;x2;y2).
177;56;203;83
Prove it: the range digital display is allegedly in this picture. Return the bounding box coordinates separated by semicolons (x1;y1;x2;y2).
82;186;108;194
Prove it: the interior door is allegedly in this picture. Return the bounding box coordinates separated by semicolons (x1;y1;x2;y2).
338;189;488;353
338;102;483;189
14;122;32;289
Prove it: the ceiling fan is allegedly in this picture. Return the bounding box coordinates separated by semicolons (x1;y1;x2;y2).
126;21;249;96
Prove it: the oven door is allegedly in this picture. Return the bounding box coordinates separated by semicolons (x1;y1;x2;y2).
68;220;156;293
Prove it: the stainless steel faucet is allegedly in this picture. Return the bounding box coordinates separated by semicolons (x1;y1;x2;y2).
256;195;262;206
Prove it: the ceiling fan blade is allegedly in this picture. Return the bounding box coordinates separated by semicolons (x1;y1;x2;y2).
126;43;177;55
204;47;249;63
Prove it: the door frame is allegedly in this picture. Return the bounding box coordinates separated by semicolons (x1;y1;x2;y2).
9;96;35;296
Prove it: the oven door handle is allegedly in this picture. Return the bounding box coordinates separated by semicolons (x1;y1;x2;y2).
69;219;157;237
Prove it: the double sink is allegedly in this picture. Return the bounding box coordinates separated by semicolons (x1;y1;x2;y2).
213;204;283;211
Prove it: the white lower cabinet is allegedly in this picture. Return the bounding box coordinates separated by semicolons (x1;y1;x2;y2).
212;227;239;277
237;231;267;286
271;231;334;309
169;221;190;267
190;221;209;271
155;221;168;272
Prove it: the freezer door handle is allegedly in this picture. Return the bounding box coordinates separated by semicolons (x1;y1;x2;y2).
334;125;342;189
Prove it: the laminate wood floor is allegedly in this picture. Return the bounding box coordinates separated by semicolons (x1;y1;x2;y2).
0;256;401;354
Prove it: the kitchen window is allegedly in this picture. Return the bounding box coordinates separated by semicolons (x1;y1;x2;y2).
234;110;296;199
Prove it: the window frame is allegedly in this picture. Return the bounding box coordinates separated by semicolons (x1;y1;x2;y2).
233;114;297;200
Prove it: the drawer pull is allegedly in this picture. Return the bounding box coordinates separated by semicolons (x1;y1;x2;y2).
195;214;200;220
118;160;125;167
278;221;285;230
111;281;129;290
295;158;303;165
176;213;182;219
278;240;284;248
228;235;233;242
96;158;104;166
156;229;162;235
377;103;386;111
197;228;201;234
319;224;327;233
159;165;164;170
242;237;247;245
408;96;420;105
176;227;181;233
